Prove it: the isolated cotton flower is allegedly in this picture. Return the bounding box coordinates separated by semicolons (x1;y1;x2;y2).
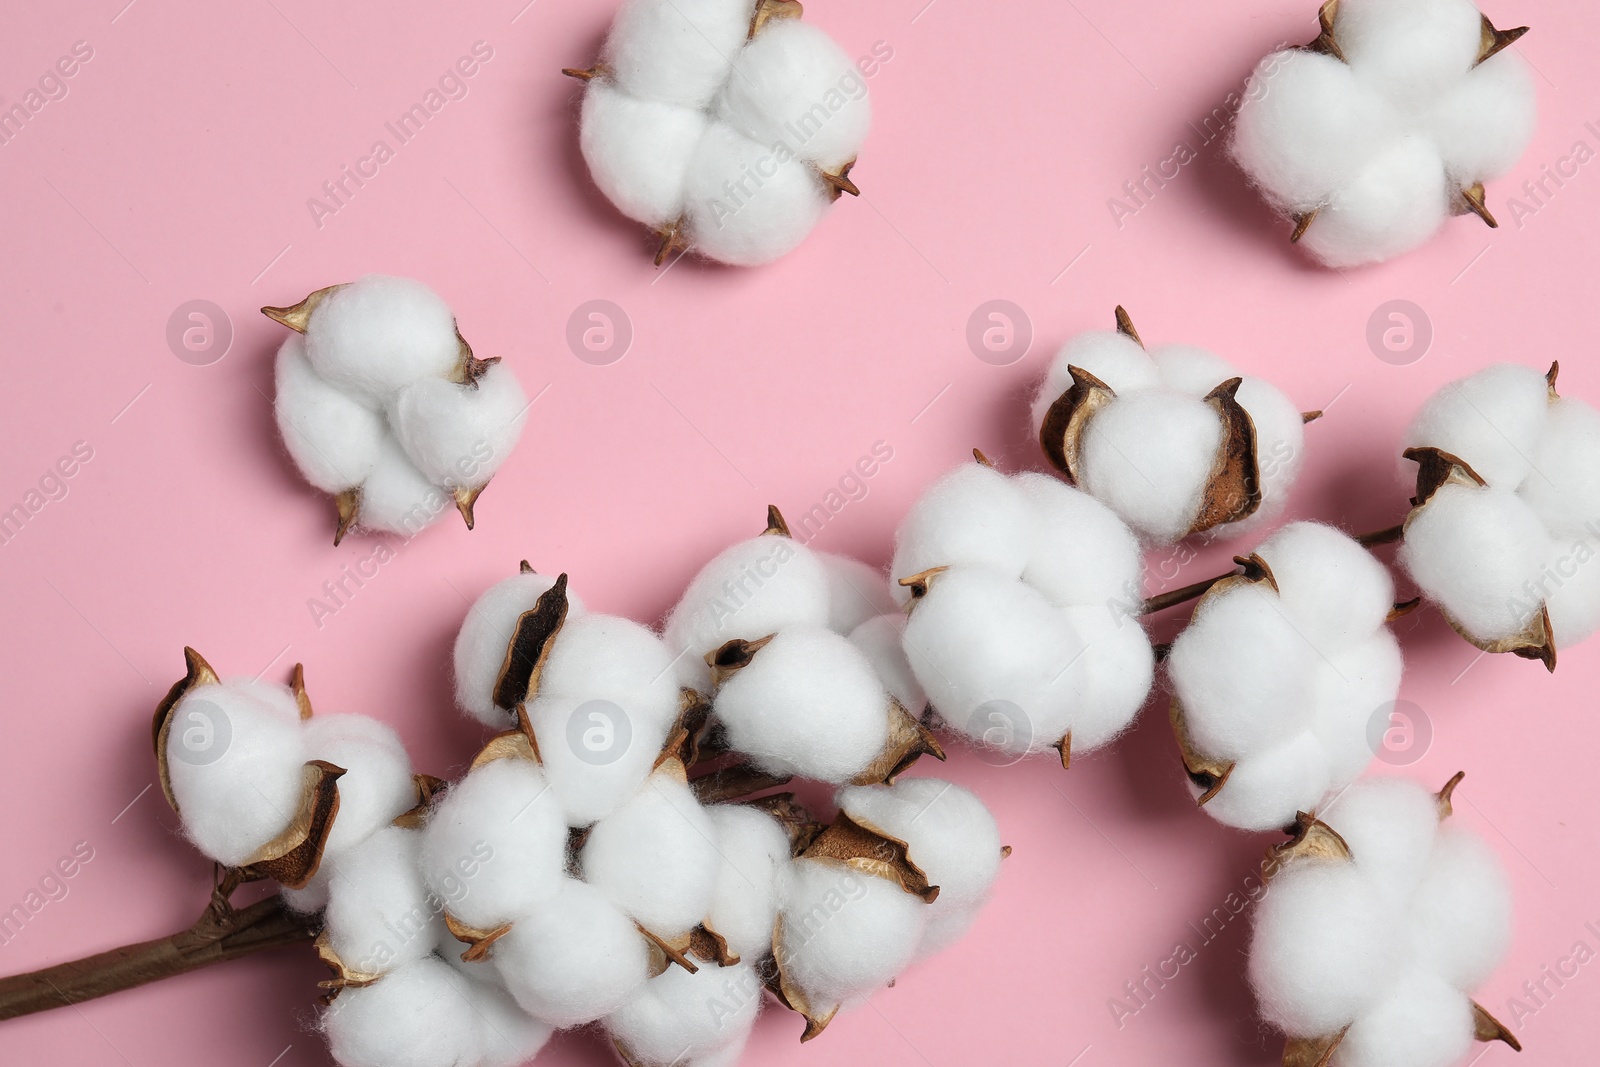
569;0;870;266
1032;308;1310;545
1167;522;1405;831
1398;362;1600;670
1231;0;1534;267
1249;774;1519;1066
892;458;1154;766
266;274;528;542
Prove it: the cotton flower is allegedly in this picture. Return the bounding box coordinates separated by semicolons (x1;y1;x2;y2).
1166;522;1405;831
569;0;870;266
1032;308;1310;545
266;274;528;542
1249;774;1519;1066
1231;0;1535;267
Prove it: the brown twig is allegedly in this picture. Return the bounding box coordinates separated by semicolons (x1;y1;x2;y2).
1355;523;1405;548
1140;571;1235;615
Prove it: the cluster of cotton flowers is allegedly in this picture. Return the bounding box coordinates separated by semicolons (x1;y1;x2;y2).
889;455;1154;766
1031;308;1309;545
1231;0;1535;267
266;274;529;543
1166;522;1405;831
569;0;871;266
1397;362;1600;671
1249;774;1520;1066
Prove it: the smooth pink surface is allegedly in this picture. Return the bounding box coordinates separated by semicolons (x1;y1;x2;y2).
1;1;1596;1064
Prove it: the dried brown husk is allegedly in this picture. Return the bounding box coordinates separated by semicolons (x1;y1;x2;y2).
741;792;826;855
472;703;543;770
848;697;946;785
314;929;383;1003
762;934;840;1042
492;573;571;710
391;774;449;829
152;646;222;813
443;912;512;963
705;634;776;688
235;760;346;889
799;814;939;904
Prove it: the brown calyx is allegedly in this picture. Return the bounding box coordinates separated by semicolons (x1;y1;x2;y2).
749;0;803;39
152;646;222;812
1192;378;1262;534
706;634;776;688
492;573;571;711
800;813;939;903
1038;363;1116;481
741;792;827;855
472;703;543;770
236;760;346;889
443;912;512;963
896;565;949;605
848;697;946;785
819;159;859;199
1169;699;1235;806
391;774;449;829
314;930;383;1003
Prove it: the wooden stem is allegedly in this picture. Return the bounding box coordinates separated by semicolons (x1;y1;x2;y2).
1356;524;1405;548
1141;571;1234;615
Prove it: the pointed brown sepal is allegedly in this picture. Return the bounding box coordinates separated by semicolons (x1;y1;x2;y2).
1001;844;1014;858
801;813;940;903
742;792;826;855
1267;810;1353;878
820;159;859;200
1457;183;1498;227
1192;378;1262;534
1545;360;1560;401
1169;699;1235;806
1387;597;1422;621
1113;305;1143;347
654;219;687;266
849;697;946;785
1283;1028;1348;1067
761;946;840;1042
152;647;222;812
1472;1000;1523;1050
313;930;382;1004
764;504;791;537
290;663;313;721
1444;601;1556;673
1302;0;1344;62
663;687;716;768
1291;209;1319;243
237;760;346;889
561;65;605;81
1301;410;1323;424
1038;364;1118;483
1476;16;1529;67
691;760;792;805
749;0;804;39
1056;733;1072;770
1404;446;1487;508
492;574;570;710
444;911;512;963
472;704;542;769
971;447;995;469
689;923;741;967
519;559;536;574
261;283;343;332
1234;552;1279;591
897;565;949;605
333;488;361;546
392;773;449;829
638;924;699;976
706;634;776;689
454;484;485;530
1436;770;1466;820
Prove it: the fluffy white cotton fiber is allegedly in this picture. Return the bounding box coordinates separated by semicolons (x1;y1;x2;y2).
322;956;488;1067
1168;522;1403;831
1231;0;1535;266
574;0;870;265
837;777;1003;916
303;713;417;861
704;804;793;962
452;570;586;727
324;826;441;977
777;858;927;1014
1249;776;1514;1063
607;959;763;1066
387;362;527;491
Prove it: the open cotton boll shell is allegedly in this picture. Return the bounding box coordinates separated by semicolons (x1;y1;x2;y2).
848;614;926;715
1199;733;1332;832
388;362;528;490
712;625;891;783
322;956;487;1067
528;693;673;827
1333;966;1475;1067
602;0;756;110
1076;389;1221;545
580;83;709;227
275;336;387;493
1323;777;1441;905
1258;522;1395;648
837;778;1001;914
777;858;927;1012
1335;0;1484;102
493;877;652;1027
356;435;448;537
1232;377;1306;532
324;827;440;977
890;463;1037;604
1309;631;1404;785
1519;397;1600;535
302;713;417;860
818;552;897;635
705;805;793;962
608;960;762;1066
539;613;681;716
454;571;586;727
1410;824;1514;990
303;275;461;405
718;20;871;171
1030;330;1158;436
1248;860;1401;1035
1298;137;1451;267
1400;483;1552;643
682;124;832;266
1404;363;1551;488
166;688;309;867
582;769;722;938
419;759;567;930
468;976;556;1067
1013;472;1144;609
1428;52;1536;184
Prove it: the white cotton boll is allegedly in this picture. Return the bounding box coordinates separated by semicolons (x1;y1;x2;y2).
1519;397;1600;534
1299;137;1450;267
1030;329;1158;436
917;905;979;958
453;571;585;727
818;552;897;635
275;336;387;492
1249;861;1400;1035
1201;734;1332;833
494;877;651;1027
1054;605;1155;751
1409;824;1513;990
1402;363;1551;488
890;463;1037;603
1014;472;1144;610
388;363;527;491
602;0;756;110
666;534;830;692
1543;542;1600;651
469;977;556;1067
1076;389;1221;544
848;614;926;714
166;687;308;867
580;83;709;226
1428;53;1536;184
357;436;447;537
608;960;763;1066
302;713;416;860
705;805;792;962
418;759;567;930
1336;0;1483;103
1309;631;1404;784
226;678;305;722
540;613;681;716
303;275;461;405
1235;377;1307;530
711;625;890;782
682;124;832;267
837;777;1002;914
582;769;722;938
528;693;673;827
1232;50;1398;213
1333;967;1474;1067
1259;523;1394;648
719;20;871;170
324;827;440;976
1400;483;1551;643
778;859;927;1010
322;957;486;1067
1325;777;1441;904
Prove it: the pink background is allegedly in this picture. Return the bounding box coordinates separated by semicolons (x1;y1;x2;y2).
2;0;1596;1064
